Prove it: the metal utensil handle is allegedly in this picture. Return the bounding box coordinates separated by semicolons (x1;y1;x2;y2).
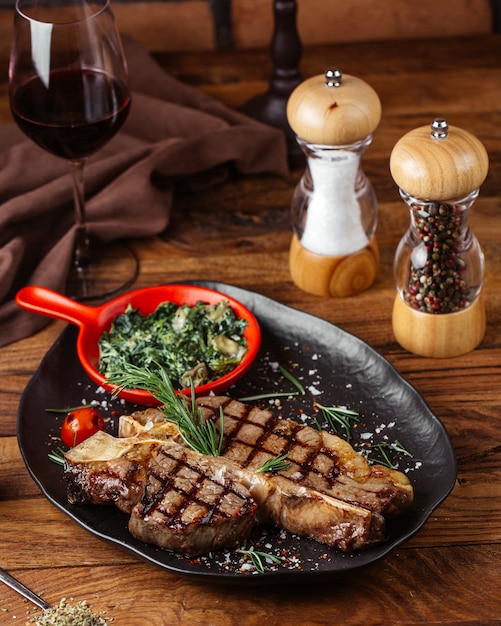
0;568;51;610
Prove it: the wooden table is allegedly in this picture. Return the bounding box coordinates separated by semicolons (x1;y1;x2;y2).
1;33;501;625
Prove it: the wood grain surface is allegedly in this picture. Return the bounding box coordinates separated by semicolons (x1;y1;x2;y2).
1;33;501;625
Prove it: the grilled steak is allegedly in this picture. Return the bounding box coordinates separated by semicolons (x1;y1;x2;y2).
120;397;413;519
65;431;154;513
64;395;413;556
65;428;386;553
128;443;259;556
65;432;261;556
263;473;384;551
196;396;413;517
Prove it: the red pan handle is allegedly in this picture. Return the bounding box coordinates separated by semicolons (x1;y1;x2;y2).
15;286;99;329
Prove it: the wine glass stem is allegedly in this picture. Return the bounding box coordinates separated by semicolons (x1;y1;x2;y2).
70;159;91;270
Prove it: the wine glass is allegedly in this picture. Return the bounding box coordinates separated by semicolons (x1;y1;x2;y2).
9;0;137;300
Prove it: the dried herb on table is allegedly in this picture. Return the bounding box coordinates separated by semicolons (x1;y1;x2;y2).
27;598;111;625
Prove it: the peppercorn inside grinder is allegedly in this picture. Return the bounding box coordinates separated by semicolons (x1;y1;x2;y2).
286;68;382;297
389;118;489;358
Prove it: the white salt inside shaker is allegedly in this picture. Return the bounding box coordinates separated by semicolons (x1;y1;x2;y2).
286;68;382;297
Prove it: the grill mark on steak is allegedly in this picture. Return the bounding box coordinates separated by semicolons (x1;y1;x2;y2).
138;445;256;526
195;396;413;518
128;444;260;556
219;401;342;481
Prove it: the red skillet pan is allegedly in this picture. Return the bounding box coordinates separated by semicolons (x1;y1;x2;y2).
15;284;261;406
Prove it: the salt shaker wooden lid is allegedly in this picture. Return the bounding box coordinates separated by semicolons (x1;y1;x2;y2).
390;118;489;200
286;68;381;145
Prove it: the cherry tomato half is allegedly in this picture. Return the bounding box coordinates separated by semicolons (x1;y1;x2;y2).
61;407;105;448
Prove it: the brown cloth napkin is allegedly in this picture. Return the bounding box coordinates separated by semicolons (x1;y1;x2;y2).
0;37;288;347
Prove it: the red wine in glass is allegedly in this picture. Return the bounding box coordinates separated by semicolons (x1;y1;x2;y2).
11;68;131;161
9;0;136;300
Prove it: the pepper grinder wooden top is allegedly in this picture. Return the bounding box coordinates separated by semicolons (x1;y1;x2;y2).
390;119;489;200
286;69;382;297
286;68;381;145
390;118;489;358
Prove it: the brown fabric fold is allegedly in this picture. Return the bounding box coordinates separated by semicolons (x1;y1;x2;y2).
0;36;288;347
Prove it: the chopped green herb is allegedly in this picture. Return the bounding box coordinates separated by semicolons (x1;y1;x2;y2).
98;300;248;390
256;453;291;473
108;363;224;456
237;549;281;573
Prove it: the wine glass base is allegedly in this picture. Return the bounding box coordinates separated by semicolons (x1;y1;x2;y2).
66;240;139;302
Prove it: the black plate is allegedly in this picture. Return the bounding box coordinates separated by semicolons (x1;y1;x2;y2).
17;281;457;584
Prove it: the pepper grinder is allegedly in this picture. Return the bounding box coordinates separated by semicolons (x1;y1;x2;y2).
390;118;489;358
286;68;381;297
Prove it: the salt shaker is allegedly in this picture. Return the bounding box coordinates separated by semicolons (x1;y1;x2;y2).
390;118;489;358
286;68;381;297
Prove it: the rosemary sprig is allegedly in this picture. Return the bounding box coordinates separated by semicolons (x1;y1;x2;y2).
238;364;305;402
368;440;413;469
107;362;224;456
45;404;96;414
313;401;359;441
236;549;281;573
48;447;66;466
238;391;300;402
256;453;291;474
278;364;306;395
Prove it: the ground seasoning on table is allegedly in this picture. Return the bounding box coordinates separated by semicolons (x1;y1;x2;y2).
27;598;111;625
